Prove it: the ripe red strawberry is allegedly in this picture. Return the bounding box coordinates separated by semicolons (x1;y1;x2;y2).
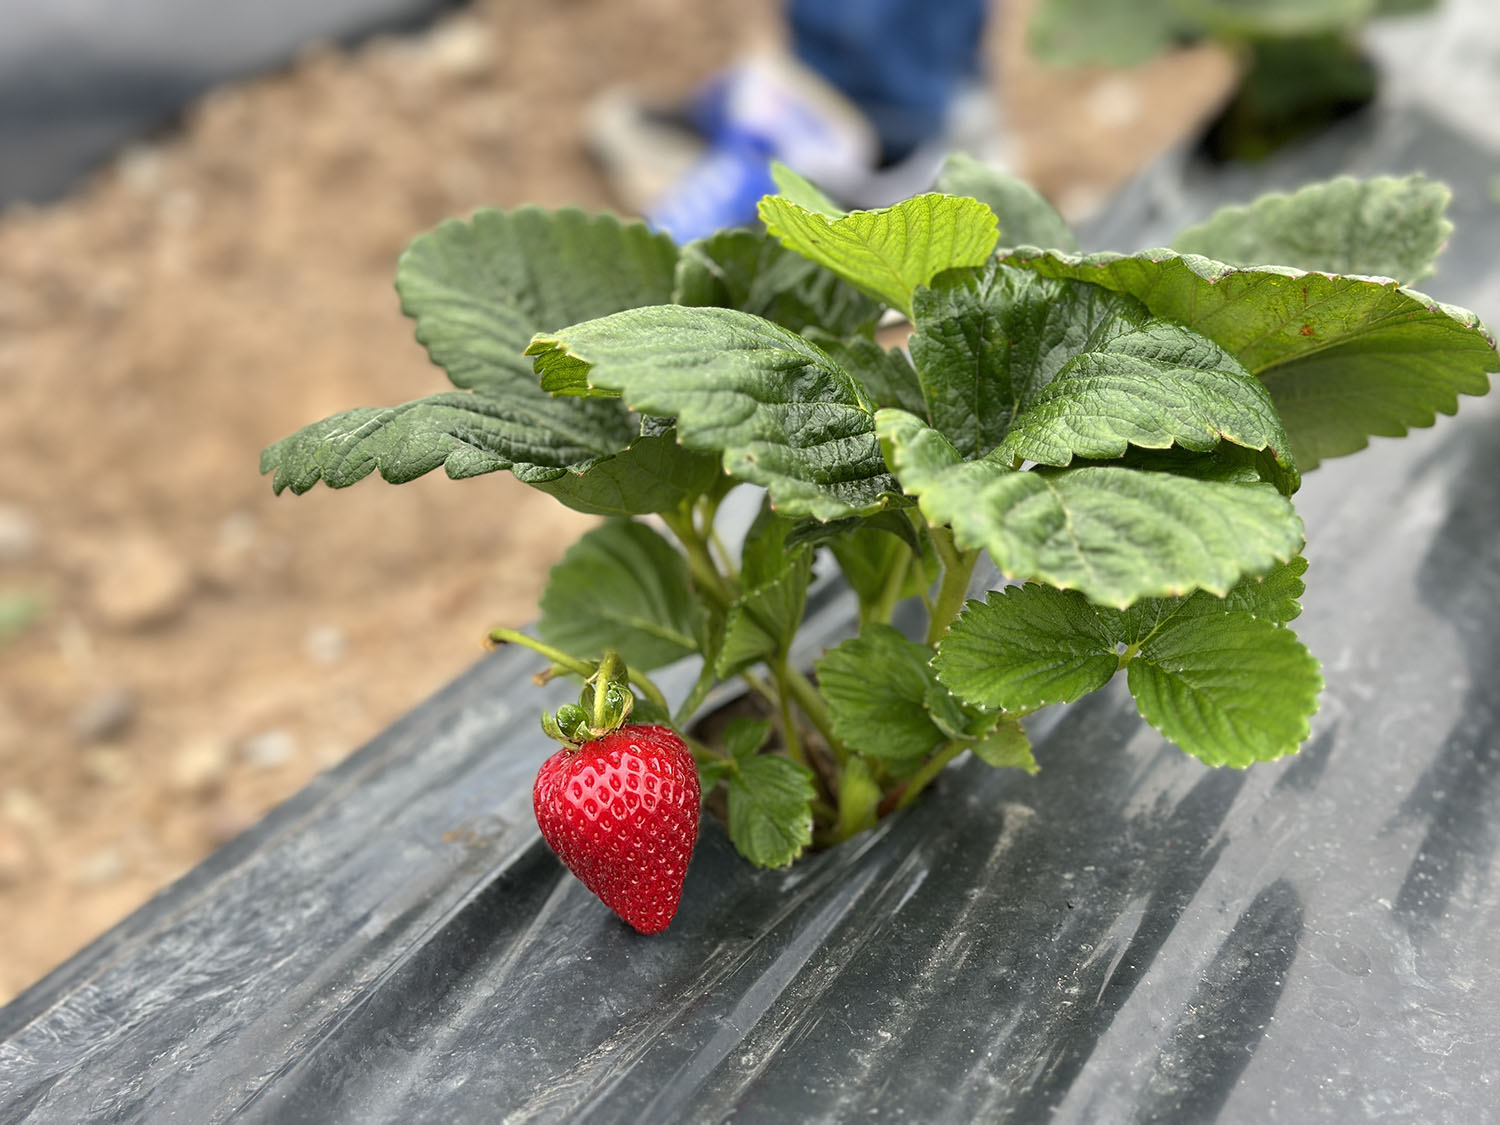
533;723;700;934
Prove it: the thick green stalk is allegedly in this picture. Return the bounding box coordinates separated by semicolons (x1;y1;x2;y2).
662;509;735;609
895;741;967;809
783;665;848;764
925;527;978;646
771;659;807;767
868;542;913;626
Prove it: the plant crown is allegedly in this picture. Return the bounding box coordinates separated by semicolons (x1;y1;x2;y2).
263;157;1497;867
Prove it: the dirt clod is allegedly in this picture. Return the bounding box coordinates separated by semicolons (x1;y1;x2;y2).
71;685;139;743
87;536;195;631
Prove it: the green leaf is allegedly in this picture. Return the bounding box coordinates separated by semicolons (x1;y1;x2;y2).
935;584;1123;711
625;696;672;727
697;758;733;791
727;754;817;867
396;206;677;391
828;526;912;610
804;330;927;415
1127;611;1323;766
923;680;985;740
1027;0;1182;67
721;717;774;759
527;306;897;520
264;208;708;505
260;391;717;514
264;385;616;491
970;720;1038;773
1209;554;1307;623
715;551;815;677
739;501;806;590
994;320;1300;494
1091;443;1288;489
538;519;701;672
673;227;878;337
769;161;848;218
531;430;723;515
1002;246;1498;469
816;624;952;760
1172;174;1453;285
935;153;1079;252
935;556;1311;714
759;192;999;317
908;263;1153;458
879;409;1305;608
786;508;922;554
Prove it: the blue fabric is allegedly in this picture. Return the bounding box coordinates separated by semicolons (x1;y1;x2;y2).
645;136;778;243
789;0;990;161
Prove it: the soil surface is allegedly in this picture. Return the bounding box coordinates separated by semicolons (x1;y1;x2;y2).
0;0;1234;1003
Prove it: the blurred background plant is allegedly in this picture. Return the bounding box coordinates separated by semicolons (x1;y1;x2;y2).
1029;0;1437;159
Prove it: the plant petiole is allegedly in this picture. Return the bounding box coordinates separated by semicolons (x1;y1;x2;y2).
662;508;735;609
486;626;669;714
894;741;968;810
770;658;808;767
925;526;978;646
868;542;913;626
783;665;848;764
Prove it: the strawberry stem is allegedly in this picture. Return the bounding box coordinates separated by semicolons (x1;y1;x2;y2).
895;741;967;810
661;508;735;609
782;666;847;765
925;528;978;646
487;626;668;713
771;658;807;767
592;651;624;731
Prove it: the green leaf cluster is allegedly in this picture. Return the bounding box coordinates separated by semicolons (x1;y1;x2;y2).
263;157;1495;871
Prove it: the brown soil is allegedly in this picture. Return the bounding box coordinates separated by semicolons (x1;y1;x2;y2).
0;0;1234;1003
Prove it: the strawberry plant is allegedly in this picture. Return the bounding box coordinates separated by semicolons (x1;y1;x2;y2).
263;157;1496;930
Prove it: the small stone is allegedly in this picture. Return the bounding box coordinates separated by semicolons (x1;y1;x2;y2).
204;510;258;588
118;143;165;196
74;847;126;886
169;738;231;796
0;505;38;563
216;510;257;556
1;787;47;831
419;18;493;82
71;686;138;743
304;624;346;665
242;729;296;771
84;747;132;787
90;535;194;630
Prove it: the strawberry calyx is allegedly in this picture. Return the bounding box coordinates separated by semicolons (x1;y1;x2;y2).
540;649;635;749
